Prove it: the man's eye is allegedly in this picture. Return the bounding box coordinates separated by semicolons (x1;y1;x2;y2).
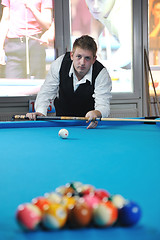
85;57;91;61
77;55;81;59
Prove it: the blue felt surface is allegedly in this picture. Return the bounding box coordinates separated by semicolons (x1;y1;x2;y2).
0;121;160;239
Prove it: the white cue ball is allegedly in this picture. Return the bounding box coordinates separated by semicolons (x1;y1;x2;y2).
58;129;69;139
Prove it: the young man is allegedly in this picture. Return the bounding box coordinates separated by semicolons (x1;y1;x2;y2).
26;35;112;129
0;0;52;79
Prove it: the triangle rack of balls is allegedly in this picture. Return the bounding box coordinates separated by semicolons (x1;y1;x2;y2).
16;181;141;231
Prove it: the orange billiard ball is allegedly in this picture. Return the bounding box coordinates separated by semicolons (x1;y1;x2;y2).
32;197;51;213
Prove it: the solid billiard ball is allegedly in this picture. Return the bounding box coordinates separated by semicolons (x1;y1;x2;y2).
93;201;118;227
118;201;141;226
16;203;42;230
58;129;69;139
81;184;95;196
42;203;67;230
67;199;92;228
32;197;51;213
94;189;110;202
61;195;76;211
83;193;100;209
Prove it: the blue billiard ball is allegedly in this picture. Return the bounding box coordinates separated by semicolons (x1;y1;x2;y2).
118;201;141;226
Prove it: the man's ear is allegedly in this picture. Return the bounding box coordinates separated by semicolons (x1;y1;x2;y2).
70;51;73;60
93;56;97;64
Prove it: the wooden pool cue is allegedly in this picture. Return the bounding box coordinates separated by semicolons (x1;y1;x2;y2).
144;48;160;115
144;48;152;116
12;115;160;123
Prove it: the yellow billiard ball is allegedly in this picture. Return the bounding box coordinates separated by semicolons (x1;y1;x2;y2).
42;203;67;230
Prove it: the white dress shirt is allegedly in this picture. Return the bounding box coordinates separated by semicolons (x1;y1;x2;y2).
35;54;112;117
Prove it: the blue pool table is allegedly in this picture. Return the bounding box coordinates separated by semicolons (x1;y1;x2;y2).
0;119;160;240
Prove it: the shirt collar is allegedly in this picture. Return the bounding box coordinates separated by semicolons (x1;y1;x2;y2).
69;63;93;84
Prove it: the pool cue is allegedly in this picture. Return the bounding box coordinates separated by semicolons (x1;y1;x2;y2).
144;48;152;116
144;48;160;115
12;115;160;123
25;7;30;79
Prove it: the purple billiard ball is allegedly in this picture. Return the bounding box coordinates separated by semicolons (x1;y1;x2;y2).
118;201;141;226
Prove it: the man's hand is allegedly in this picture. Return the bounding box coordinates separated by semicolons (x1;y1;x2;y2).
85;110;101;129
26;112;44;121
40;23;55;46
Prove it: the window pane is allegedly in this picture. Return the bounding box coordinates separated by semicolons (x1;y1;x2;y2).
148;0;160;97
70;0;133;93
0;0;55;96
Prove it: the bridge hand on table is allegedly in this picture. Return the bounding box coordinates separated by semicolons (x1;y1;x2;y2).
85;110;101;129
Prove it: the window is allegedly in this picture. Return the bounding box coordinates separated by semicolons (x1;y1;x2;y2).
148;0;160;97
0;0;55;97
70;0;133;93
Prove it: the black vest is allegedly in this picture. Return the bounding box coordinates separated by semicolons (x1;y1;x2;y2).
54;52;104;117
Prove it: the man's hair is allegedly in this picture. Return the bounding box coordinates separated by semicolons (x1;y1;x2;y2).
72;35;97;57
153;0;160;8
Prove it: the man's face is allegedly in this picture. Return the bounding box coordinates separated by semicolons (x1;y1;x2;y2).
70;47;96;80
152;3;160;21
85;0;115;19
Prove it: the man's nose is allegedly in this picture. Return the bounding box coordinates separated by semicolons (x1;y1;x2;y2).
80;57;85;65
93;0;99;11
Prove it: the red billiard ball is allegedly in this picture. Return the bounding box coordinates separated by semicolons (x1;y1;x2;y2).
67;198;92;228
94;189;110;202
118;201;141;226
16;203;42;230
93;201;118;227
81;184;95;196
